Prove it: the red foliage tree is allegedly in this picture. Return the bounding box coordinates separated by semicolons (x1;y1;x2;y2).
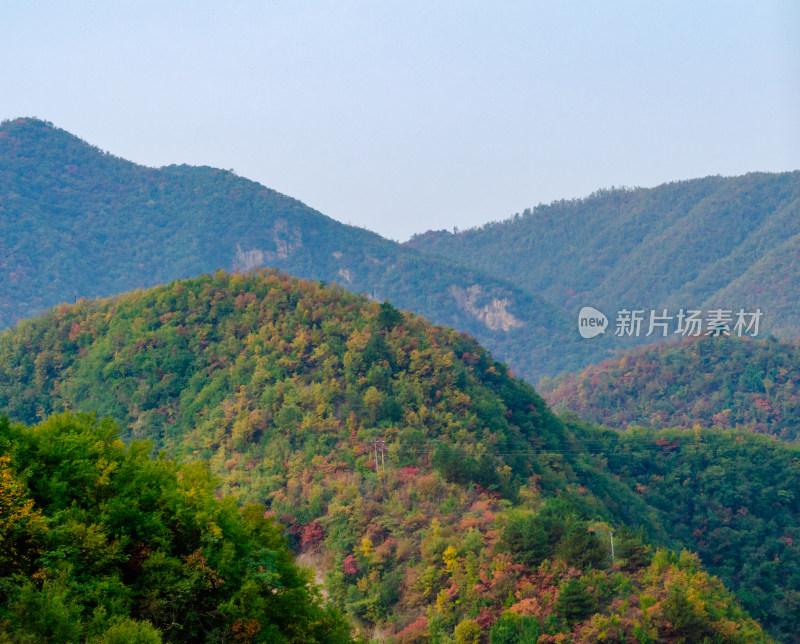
342;554;359;576
300;520;325;548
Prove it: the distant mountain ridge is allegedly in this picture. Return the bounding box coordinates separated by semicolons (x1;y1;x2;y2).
0;117;585;380
406;171;800;353
3;116;799;382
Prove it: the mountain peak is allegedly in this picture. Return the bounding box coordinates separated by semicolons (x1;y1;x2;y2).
0;121;581;380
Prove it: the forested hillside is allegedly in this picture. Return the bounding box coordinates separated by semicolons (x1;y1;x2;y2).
541;335;800;440
568;418;800;642
407;172;800;346
0;117;584;381
6;118;796;382
0;270;794;640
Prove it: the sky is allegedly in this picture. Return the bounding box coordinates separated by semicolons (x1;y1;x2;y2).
3;1;799;241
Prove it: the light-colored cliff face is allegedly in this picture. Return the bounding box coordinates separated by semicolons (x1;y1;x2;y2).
449;284;523;331
233;219;303;271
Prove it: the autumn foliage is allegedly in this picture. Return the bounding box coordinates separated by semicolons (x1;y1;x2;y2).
0;270;780;640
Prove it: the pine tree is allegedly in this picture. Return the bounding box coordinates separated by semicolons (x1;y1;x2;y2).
554;577;596;624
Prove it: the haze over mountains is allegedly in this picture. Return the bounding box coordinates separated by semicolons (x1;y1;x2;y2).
0;118;581;382
4;117;799;383
407;171;800;351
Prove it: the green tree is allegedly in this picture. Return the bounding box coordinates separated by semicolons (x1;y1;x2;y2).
554;577;596;625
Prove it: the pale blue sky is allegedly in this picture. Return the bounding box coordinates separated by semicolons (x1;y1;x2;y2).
4;1;799;240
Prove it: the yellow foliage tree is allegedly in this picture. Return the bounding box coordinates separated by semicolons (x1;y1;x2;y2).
443;545;459;573
0;456;44;574
359;536;374;560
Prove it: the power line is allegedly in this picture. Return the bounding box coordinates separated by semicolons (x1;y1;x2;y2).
392;438;694;457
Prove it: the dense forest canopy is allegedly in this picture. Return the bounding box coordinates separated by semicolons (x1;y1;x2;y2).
3;115;800;640
541;335;800;441
0;413;353;643
0;270;794;640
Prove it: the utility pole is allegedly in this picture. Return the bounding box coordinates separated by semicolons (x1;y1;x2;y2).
372;438;387;475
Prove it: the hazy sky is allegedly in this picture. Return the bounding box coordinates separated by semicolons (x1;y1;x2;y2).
4;1;799;240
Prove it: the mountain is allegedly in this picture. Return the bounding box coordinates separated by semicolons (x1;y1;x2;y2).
0;270;793;640
541;334;800;440
0;116;587;381
406;172;800;362
8;118;796;383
